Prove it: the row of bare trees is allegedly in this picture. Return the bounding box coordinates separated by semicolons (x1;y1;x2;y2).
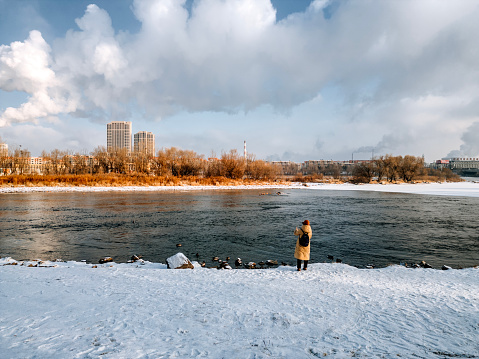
0;148;31;175
1;145;279;180
352;155;426;183
153;148;278;180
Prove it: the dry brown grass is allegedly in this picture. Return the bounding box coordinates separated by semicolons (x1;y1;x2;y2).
288;174;346;183
2;173;462;187
0;174;284;187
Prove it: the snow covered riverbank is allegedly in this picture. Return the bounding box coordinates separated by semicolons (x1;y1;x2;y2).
1;257;478;358
2;181;479;198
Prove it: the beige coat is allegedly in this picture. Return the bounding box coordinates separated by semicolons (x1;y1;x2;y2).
294;224;312;260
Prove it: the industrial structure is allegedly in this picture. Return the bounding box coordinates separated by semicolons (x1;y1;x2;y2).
432;158;479;176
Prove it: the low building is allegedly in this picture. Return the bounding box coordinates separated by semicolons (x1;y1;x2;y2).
29;157;43;174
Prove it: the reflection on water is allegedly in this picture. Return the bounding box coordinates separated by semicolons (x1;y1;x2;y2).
0;189;478;268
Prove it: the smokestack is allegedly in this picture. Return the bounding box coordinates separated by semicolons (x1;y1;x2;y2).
244;141;247;160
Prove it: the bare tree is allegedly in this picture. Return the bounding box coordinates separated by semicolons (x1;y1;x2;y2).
132;150;152;174
109;148;130;174
91;146;109;174
153;147;204;177
398;155;425;182
373;156;387;182
384;155;399;182
221;149;246;179
0;138;10;175
12;147;30;175
352;161;375;183
71;152;91;175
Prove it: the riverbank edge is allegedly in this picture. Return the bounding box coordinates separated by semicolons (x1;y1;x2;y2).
0;179;472;193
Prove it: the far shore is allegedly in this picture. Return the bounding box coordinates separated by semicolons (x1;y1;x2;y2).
2;179;479;197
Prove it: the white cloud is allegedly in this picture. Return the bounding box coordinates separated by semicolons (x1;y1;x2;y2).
2;0;479;160
0;30;54;93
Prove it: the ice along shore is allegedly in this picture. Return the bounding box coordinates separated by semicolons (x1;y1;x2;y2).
1;180;479;197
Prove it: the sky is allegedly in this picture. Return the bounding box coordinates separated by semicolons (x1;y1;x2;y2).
1;0;479;162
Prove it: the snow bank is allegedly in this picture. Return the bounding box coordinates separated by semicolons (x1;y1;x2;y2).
0;184;293;194
306;181;479;197
1;257;478;358
1;181;479;197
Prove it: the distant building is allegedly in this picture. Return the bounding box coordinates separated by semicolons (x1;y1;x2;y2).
29;157;43;174
0;143;7;156
107;121;132;153
449;158;479;169
133;131;155;155
430;158;479;176
271;161;302;175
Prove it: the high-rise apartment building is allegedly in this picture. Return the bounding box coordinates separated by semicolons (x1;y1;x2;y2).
134;131;155;155
107;121;132;153
0;143;8;156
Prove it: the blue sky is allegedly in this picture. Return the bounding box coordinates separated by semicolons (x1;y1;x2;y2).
1;0;479;162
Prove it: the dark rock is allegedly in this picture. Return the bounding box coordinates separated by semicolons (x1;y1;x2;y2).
235;258;242;267
420;261;432;269
218;262;232;270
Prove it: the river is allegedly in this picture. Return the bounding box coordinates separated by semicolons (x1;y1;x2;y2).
0;188;478;268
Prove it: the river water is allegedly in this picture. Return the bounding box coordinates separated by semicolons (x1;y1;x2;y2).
0;189;478;268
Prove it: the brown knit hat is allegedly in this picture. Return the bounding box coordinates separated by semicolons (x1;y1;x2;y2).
302;220;310;225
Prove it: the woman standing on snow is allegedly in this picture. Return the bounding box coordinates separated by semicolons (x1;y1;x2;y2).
294;220;312;271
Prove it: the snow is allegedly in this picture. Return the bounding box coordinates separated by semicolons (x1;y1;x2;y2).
306;181;479;198
1;257;478;358
166;253;193;269
1;181;479;198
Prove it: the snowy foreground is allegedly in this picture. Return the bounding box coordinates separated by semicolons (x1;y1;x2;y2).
1;257;478;358
2;181;479;198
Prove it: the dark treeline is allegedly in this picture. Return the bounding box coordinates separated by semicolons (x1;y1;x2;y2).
351;155;460;183
293;154;461;183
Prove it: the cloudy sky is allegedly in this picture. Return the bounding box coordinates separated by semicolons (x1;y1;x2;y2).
1;0;479;162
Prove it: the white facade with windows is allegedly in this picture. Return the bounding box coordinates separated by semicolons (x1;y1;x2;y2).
107;121;132;153
134;131;155;155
